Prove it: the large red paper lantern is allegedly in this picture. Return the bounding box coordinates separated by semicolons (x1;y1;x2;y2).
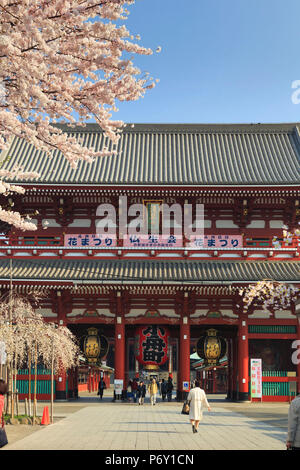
135;325;169;370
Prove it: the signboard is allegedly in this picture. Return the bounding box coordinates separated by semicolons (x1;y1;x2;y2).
64;234;243;249
124;234;182;248
182;381;190;392
188;235;243;248
250;359;262;399
64;234;117;247
289;381;297;394
114;379;123;394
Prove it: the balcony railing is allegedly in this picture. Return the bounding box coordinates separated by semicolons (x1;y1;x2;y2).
1;233;299;248
0;233;298;261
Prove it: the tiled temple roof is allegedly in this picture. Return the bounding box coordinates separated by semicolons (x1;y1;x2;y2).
0;259;299;284
2;123;300;186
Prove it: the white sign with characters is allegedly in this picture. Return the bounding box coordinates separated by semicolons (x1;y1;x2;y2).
250;358;262;400
114;379;123;394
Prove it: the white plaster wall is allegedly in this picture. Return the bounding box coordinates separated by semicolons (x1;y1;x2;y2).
42;219;61;227
215;220;239;228
246;220;266;228
274;309;295;319
251;309;271;319
190;309;209;317
37;308;56;318
125;309;178;318
221;310;237;318
68;219;92;227
67;308;114;317
269;220;284;228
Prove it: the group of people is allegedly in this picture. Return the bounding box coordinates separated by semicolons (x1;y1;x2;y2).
127;377;174;405
0;376;300;448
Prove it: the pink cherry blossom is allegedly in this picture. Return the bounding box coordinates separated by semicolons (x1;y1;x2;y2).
0;0;158;230
239;280;299;313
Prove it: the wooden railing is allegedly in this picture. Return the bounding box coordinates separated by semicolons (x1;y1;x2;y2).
1;233;299;248
0;234;298;260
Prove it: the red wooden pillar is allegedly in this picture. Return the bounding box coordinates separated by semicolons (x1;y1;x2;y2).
92;370;95;392
179;294;190;400
55;293;68;400
232;335;238;400
125;338;130;390
68;368;74;399
226;338;232;400
88;371;91;392
238;314;249;401
55;368;67;401
74;366;79;399
115;292;125;397
213;370;216;393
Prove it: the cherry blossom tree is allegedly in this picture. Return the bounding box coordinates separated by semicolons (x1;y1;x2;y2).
0;293;79;421
239;280;299;314
40;323;80;423
0;293;43;417
272;223;300;248
0;0;158;230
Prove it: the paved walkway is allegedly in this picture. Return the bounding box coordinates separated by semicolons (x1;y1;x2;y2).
2;397;288;450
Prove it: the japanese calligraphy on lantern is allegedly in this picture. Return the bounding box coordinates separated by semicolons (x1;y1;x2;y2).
136;325;169;368
188;235;243;248
250;359;262;399
64;234;117;247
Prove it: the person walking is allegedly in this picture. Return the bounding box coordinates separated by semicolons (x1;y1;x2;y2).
97;378;106;400
132;378;138;403
137;381;146;405
148;378;158;406
187;380;211;434
0;379;8;448
160;379;167;401
286;394;300;450
166;376;173;402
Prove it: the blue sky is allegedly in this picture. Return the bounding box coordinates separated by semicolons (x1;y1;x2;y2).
113;0;300;124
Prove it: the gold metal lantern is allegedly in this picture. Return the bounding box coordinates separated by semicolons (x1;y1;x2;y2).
83;327;101;365
197;329;226;367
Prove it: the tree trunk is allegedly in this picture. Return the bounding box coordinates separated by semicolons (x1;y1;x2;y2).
33;343;37;424
50;340;54;424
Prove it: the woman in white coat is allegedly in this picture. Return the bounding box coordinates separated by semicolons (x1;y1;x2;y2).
187;380;211;433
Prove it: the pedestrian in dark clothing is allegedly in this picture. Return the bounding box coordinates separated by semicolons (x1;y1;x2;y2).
137;381;146;405
160;379;167;401
98;378;106;400
132;378;138;403
166;377;173;402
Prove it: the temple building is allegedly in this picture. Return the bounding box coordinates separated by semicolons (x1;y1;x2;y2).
0;123;299;401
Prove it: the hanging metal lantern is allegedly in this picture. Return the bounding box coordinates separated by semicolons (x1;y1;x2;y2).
136;325;169;370
99;335;109;360
83;327;101;365
197;329;226;367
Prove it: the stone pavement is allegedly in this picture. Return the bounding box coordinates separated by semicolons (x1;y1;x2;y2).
2;394;289;451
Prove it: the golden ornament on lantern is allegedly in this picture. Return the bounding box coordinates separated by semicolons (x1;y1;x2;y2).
196;329;227;367
83;327;101;365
